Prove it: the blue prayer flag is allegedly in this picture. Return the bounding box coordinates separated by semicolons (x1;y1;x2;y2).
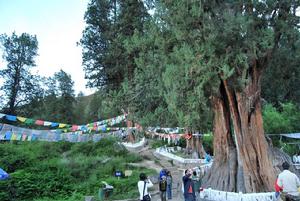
5;115;17;121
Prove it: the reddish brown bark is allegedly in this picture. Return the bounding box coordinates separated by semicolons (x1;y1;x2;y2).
204;64;276;192
126;119;135;143
194;136;206;158
203;96;237;192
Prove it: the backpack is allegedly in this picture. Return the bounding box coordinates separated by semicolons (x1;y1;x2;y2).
159;180;167;191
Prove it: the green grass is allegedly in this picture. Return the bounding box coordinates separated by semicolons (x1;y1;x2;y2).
0;138;154;201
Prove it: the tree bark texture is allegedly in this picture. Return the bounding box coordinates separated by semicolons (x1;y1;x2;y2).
193;136;206;159
204;65;276;192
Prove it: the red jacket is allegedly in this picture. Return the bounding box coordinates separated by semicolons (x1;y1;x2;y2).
275;178;283;192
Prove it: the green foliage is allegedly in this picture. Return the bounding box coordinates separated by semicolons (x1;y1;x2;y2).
80;0;150;90
119;0;300;133
151;139;168;149
0;139;151;201
262;25;300;105
263;102;300;134
202;133;213;155
0;32;39;114
263;103;300;151
178;137;186;148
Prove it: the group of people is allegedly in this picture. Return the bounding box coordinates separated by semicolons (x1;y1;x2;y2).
182;168;202;201
138;161;299;201
138;168;202;201
138;169;173;201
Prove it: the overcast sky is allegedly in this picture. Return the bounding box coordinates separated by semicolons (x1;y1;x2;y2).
0;0;95;95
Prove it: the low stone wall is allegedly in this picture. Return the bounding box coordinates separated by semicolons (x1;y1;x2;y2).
199;188;276;201
121;137;146;149
155;147;207;164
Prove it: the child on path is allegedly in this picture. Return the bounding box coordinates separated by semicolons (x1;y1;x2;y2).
159;176;167;201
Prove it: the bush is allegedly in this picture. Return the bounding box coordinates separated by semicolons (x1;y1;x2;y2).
202;133;213;155
151;139;168;148
263;102;300;134
263;102;300;154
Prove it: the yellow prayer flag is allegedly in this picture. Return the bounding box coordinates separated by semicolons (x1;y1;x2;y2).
59;124;67;128
11;133;17;140
17;116;27;122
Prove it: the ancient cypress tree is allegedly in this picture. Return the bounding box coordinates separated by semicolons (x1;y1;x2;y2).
130;0;299;192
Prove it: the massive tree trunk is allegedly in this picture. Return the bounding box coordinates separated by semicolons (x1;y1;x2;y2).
204;64;276;192
194;136;206;159
203;96;237;192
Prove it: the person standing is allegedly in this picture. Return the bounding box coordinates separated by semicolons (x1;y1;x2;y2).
277;162;300;201
166;171;173;200
138;173;153;201
159;176;167;201
192;171;201;201
183;169;196;201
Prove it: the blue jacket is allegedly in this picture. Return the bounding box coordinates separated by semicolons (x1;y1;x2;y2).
182;174;196;199
159;170;167;180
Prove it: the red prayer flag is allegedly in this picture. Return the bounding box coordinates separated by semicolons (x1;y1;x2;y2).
35;120;44;126
185;133;192;140
72;125;78;131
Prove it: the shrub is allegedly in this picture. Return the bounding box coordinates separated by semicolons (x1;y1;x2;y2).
202;133;213;155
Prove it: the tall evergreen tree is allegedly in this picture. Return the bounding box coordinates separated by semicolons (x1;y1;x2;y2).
0;32;38;114
53;70;75;123
80;0;150;90
129;0;299;192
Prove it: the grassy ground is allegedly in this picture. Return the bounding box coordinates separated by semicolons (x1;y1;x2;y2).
0;138;156;201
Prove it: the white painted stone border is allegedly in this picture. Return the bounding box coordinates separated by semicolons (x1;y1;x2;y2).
155;147;210;164
199;188;276;201
122;137;146;148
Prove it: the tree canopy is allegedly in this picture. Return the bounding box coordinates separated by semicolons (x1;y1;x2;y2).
0;32;39;115
80;0;150;90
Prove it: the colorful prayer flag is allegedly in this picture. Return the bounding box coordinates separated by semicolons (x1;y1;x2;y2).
35;120;44;126
51;122;59;127
44;121;52;126
25;118;35;125
17;116;27;122
59;124;67;128
5;115;17;121
71;125;78;131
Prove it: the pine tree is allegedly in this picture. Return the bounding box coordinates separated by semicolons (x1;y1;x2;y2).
0;32;38;114
53;70;76;123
